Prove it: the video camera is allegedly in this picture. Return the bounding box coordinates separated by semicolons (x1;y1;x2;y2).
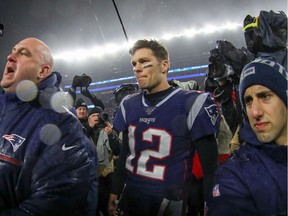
243;10;287;69
243;10;287;54
98;111;110;128
72;73;92;88
207;40;252;85
208;61;234;82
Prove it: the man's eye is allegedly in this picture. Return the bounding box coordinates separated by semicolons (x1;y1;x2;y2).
244;97;252;105
140;59;149;64
263;94;270;99
20;51;28;56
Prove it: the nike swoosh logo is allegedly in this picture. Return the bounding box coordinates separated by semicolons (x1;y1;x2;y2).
62;144;77;151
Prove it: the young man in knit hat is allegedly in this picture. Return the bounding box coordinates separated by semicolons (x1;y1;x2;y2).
207;58;287;215
75;98;89;125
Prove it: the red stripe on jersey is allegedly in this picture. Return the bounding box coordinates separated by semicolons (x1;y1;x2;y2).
0;154;22;166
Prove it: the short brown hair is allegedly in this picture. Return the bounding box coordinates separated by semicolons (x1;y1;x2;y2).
129;38;169;63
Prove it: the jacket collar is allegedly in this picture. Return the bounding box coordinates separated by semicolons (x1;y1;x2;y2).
1;72;63;106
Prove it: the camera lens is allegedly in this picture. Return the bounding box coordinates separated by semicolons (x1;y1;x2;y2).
100;112;109;122
208;62;226;79
209;48;222;62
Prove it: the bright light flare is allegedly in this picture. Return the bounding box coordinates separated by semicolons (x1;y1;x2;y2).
163;22;242;41
54;23;242;62
40;124;61;145
16;80;38;102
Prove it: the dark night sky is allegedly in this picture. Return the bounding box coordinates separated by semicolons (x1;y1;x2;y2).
0;0;286;95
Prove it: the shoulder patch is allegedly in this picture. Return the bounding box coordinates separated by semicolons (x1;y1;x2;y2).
204;104;219;125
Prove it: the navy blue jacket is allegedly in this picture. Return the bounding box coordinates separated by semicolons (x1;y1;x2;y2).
0;72;98;216
207;119;287;216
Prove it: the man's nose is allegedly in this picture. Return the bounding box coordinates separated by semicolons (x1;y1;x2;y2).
133;63;142;73
250;100;264;119
7;53;16;63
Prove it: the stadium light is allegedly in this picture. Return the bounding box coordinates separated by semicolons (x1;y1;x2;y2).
54;23;242;62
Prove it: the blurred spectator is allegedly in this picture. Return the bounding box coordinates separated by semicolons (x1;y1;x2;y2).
84;106;121;216
75;98;89;125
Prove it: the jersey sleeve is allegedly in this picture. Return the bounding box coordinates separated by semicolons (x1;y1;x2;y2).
112;95;131;133
188;93;220;141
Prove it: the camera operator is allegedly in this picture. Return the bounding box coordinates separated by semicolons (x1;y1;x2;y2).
206;40;253;137
68;73;105;110
84;106;121;216
243;10;287;69
113;83;139;106
113;83;139;120
206;10;287;152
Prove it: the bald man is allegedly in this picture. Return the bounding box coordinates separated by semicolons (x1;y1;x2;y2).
1;37;54;93
0;38;98;216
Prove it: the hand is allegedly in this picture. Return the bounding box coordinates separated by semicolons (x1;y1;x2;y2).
81;88;92;98
108;194;119;216
71;75;82;88
104;122;113;135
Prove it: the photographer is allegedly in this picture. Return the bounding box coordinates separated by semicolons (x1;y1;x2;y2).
69;73;105;110
84;106;121;216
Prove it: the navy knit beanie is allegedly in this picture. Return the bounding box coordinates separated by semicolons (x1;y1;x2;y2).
88;106;103;117
75;100;88;110
239;58;287;110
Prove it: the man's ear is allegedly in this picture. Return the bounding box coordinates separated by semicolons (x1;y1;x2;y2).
161;60;169;74
38;65;51;80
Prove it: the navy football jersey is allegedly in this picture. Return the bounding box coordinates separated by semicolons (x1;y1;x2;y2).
113;88;219;200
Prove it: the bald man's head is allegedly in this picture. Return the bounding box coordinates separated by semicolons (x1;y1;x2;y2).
1;37;55;93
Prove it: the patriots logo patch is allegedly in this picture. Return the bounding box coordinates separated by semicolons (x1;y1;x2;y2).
3;134;26;152
204;104;219;125
212;184;221;197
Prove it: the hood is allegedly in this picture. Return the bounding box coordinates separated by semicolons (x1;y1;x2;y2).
1;72;64;108
35;71;63;109
239;118;262;146
239;117;287;163
38;71;62;91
